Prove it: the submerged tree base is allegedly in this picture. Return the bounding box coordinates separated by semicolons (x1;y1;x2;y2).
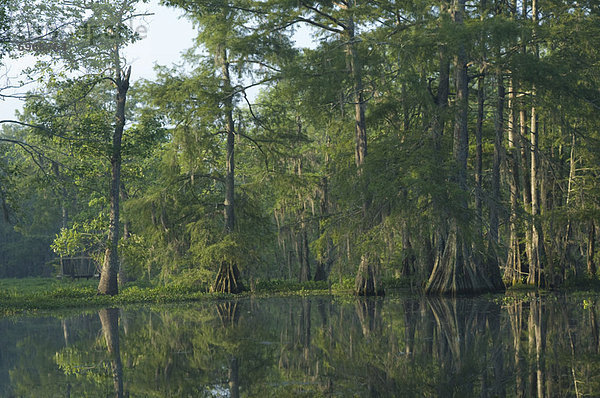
425;223;505;296
355;256;385;296
212;262;245;294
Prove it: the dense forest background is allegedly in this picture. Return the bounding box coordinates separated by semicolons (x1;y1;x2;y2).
0;0;599;295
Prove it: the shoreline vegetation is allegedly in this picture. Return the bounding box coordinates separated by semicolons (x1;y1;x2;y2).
2;277;600;317
1;1;599;299
0;277;347;317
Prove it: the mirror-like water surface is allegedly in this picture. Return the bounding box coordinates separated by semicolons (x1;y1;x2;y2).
1;294;599;397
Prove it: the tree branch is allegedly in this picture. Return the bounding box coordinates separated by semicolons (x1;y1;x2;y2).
301;2;348;30
294;17;344;34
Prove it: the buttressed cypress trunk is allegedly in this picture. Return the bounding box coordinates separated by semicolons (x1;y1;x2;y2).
429;0;450;280
425;0;504;295
98;66;131;296
342;1;382;296
212;46;243;294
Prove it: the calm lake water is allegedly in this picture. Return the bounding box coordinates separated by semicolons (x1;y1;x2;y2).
1;293;599;397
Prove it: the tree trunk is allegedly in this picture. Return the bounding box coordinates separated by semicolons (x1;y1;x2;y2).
520;109;533;271
432;0;450;149
588;221;596;278
342;2;381;296
222;52;235;235
475;71;484;234
527;0;546;288
431;14;451;277
314;150;332;281
425;0;503;295
355;255;384;296
560;132;577;282
490;69;505;249
506;73;523;284
212;47;243;294
401;218;415;277
299;228;311;282
426;220;502;294
118;184;130;287
213;261;244;294
98;66;131;296
345;10;367;168
529;104;545;286
475;0;486;234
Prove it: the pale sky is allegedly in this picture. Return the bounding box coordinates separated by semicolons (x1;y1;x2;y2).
0;1;195;120
0;1;315;121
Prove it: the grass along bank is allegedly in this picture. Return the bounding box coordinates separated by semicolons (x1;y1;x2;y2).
6;275;592;316
0;277;360;316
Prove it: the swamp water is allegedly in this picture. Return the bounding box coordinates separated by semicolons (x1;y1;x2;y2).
1;294;599;397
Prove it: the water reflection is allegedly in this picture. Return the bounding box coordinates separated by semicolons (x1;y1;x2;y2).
99;308;123;398
1;293;600;396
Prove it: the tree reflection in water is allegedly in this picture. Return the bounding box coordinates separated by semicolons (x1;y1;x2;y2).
215;300;241;398
2;294;600;396
99;308;124;398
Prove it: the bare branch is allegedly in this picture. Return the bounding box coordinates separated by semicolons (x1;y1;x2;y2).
294;17;344;34
301;2;348;30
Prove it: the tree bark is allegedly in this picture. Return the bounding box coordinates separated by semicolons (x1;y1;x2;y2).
118;184;130;287
98;66;131;296
299;228;311;282
341;1;381;296
475;71;484;234
401;217;415;277
212;46;243;294
222;50;235;235
345;8;367;168
588;221;596;278
355;255;384;296
527;0;546;287
475;0;486;234
528;104;545;286
506;71;523;284
314;177;332;281
431;11;451;275
213;261;243;294
560;132;577;282
490;69;505;248
425;0;504;295
432;0;451;149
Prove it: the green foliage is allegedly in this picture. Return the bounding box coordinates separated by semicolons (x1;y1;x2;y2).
1;0;600;293
0;277;363;316
51;216;108;258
